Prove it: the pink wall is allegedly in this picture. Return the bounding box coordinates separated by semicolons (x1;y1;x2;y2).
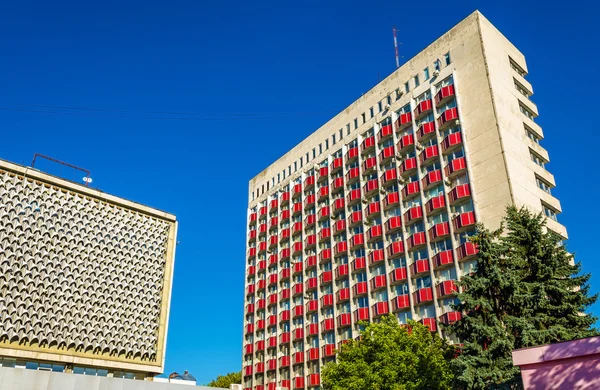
512;336;600;389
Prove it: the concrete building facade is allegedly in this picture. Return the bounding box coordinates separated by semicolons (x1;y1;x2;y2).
242;11;567;390
0;159;177;379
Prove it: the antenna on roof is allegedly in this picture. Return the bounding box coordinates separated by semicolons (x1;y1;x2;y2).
393;27;401;69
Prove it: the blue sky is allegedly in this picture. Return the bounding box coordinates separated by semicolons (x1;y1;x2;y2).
0;0;598;385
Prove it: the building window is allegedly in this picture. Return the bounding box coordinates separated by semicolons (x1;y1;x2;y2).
434;59;441;71
319;144;323;154
378;101;383;112
387;95;392;105
536;176;552;194
339;129;343;140
530;149;545;168
369;107;374;118
444;52;451;66
509;57;527;77
277;173;280;184
300;157;304;168
514;80;530;98
424;67;430;81
332;134;336;145
361;113;366;123
294;162;297;172
520;103;536;120
414;75;420;87
312;148;316;159
354;118;358;129
542;203;558;221
404;82;410;93
346;124;351;135
526;126;540;144
288;166;291;175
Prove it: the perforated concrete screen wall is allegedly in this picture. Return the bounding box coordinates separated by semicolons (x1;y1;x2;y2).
0;159;177;374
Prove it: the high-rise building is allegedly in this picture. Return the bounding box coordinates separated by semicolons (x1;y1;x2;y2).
242;11;566;390
0;158;177;379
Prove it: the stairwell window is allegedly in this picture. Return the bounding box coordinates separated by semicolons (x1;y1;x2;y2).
526;126;540;144
536;176;552;194
519;103;536;120
530;149;545;168
542;203;558;221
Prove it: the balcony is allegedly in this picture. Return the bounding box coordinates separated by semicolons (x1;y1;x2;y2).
305;277;318;291
352;257;366;272
294;377;304;389
267;358;277;371
268;235;278;249
353;281;368;296
346;146;359;161
367;225;383;242
305;194;316;208
318;186;329;199
248;248;257;258
444;157;467;178
320;270;333;285
246;323;254;334
379;145;396;163
421;317;437;332
403;207;423;226
420;145;440;165
293;183;302;197
378;124;394;141
433;250;454;269
246;284;255;296
337;288;350;302
399;157;418;176
422;170;442;190
429;222;450;241
361;136;376;152
435;84;456;106
442;132;462;154
247;265;256;276
293;305;304;318
331;157;344;172
410;258;430;276
305;234;317;248
322;318;335;331
304;175;315;188
402;182;420;199
414;99;433;118
292;284;304;297
280;288;291;300
322;343;336;357
370;275;387;290
383;191;400;209
350;210;363;226
280;248;291;260
457;241;478;261
386;216;402;233
268;313;277;325
333;198;345;213
257;299;266;310
354;307;370;322
381;168;398;185
280;209;290;221
393;294;411;311
350;233;364;249
244;365;253;377
449;183;471;205
319;248;332;263
453;211;476;233
306;323;318;336
291;327;303;341
439;311;462;325
335;264;349;279
396;113;412;130
292;261;303;275
322;294;334;307
256;340;265;352
309;373;321;387
364;179;379;195
319;227;331;242
426;194;446;215
268;274;278;286
258;241;268;254
389;267;408;284
372;301;389;317
346;167;360;183
249;212;257;225
257;278;266;289
368;249;385;265
306;299;319;313
268;336;277;349
280;228;290;242
280;356;290;367
255;362;265;374
362;156;377;174
348;188;361;204
437;279;458;298
307;347;320;361
365;201;381;217
338;312;352;327
248;230;257;242
319;206;330;221
413;287;434;305
281;191;290;205
333;220;346;235
304;214;316;227
292;202;303;216
399;133;415;151
259;206;268;216
387;241;404;259
305;255;317;269
256;319;265;331
293;352;304;365
244;343;253;355
437;107;459;130
417;122;436;140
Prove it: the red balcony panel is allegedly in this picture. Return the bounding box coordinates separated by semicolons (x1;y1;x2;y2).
346;167;360;183
244;343;254;355
438;107;459;129
256;340;265;351
361;136;376;152
320;271;333;285
396;112;412;129
292;202;303;215
293;327;304;340
268;313;277;325
309;372;321;387
307;323;319;336
402;181;420;199
280;356;290;368
346;146;359;161
294;376;305;389
249;212;258;225
413;287;434;304
258;241;268;253
305;255;317;269
280;228;290;242
280;209;290;221
435;84;456;106
421;317;437;332
320;248;332;263
348;188;362;204
350;210;363;225
386;216;402;233
305;234;317;247
404;206;423;224
420;145;440;165
280;309;291;322
305;194;316;208
319;227;331;242
269;253;278;265
246;323;254;334
453;211;476;232
331;157;344;171
350;233;364;248
410;258;430;276
280;288;291;300
437;279;458;298
322;294;334;307
387;241;405;258
267;358;277;371
429;222;450;241
337;287;350;303
304;175;315;187
318;186;330;199
393;294;411;311
322;343;336;357
383;191;400;209
307;347;320;361
434;250;454;269
268;336;278;349
270;199;279;210
322;318;335;331
280;248;291;260
268;274;278;286
292;242;303;255
293;352;304;365
256;320;265;332
369;249;385;265
337;312;352;327
414;99;433;118
306;299;319;313
333;198;345;212
390;267;408;284
366;201;380;217
248;230;257;242
293;184;303;196
334;241;348;256
362;156;377;173
364;179;379;194
367;225;383;242
293;283;304;296
457;241;478;261
281;191;290;204
333;219;346;234
449;183;471;205
352;257;366;272
248;248;257;258
244;365;253;377
399;134;415;150
399;157;418;176
257;278;266;289
370;275;387;290
269;234;278;247
426;195;446;215
305;214;316;226
293;261;303;275
440;311;462;325
246;284;255;296
319;167;329;179
442;132;463;154
257;299;266;310
353;281;368;296
422;170;443;190
379;145;396;162
378;124;394;141
417;122;436;140
255;362;265;373
333;177;344;190
354;307;370;322
382;169;398;185
247;265;256;276
319;206;330;220
259;206;268;216
372;301;390;317
293;305;304;318
305;277;318;291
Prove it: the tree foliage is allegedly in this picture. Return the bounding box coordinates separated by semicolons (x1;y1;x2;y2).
206;371;242;388
321;314;453;390
447;206;597;389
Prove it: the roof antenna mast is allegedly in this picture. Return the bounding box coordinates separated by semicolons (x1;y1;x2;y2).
393;27;401;68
